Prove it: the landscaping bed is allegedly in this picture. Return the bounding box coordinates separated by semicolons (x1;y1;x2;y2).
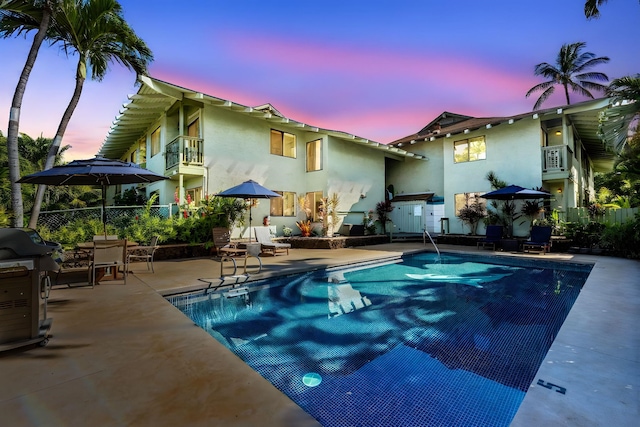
280;235;390;249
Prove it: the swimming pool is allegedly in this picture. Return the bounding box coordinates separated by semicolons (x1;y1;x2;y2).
169;252;592;426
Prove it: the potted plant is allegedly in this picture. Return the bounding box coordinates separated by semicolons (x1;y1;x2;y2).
296;220;313;237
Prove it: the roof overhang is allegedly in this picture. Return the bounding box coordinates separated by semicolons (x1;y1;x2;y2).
99;76;427;161
390;98;637;173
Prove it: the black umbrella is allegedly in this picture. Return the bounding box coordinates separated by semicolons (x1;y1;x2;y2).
480;185;552;200
215;179;281;242
18;156;169;234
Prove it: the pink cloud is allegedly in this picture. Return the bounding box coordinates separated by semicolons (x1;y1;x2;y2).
217;31;535;98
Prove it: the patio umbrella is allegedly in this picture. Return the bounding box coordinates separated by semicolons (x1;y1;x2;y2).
18;156;168;234
480;185;552;237
480;185;552;200
215;179;281;242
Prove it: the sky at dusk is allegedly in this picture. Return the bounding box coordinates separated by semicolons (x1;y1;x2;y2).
1;0;639;160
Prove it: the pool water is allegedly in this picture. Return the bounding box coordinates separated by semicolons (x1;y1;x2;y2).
169;252;592;427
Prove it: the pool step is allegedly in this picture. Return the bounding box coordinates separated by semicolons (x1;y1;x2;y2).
224;286;249;298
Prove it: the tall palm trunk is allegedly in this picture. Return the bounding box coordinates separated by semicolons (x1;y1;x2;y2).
7;2;52;228
563;84;571;105
28;63;85;229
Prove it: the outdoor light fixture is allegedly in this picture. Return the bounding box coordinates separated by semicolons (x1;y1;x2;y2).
555;130;562;136
557;188;562;193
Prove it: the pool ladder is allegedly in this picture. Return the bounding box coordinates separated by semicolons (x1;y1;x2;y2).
423;228;441;259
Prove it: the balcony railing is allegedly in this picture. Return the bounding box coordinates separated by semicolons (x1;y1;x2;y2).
542;145;567;173
166;136;204;170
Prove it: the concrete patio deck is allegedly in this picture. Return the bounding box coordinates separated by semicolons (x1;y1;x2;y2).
1;243;638;426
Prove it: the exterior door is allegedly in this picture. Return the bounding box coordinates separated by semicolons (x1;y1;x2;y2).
390;203;424;233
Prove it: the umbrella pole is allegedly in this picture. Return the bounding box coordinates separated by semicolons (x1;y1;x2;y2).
102;186;108;237
248;201;252;243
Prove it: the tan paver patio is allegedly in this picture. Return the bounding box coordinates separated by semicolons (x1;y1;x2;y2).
1;243;638;426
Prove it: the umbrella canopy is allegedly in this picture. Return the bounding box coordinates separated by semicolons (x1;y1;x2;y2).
216;179;281;199
480;185;552;200
215;180;281;242
18;156;168;233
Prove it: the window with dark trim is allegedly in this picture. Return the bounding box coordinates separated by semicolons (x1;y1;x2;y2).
454;136;486;163
150;127;161;157
270;191;296;216
270;129;296;158
306;139;322;172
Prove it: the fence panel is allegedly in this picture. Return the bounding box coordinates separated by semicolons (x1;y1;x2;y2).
38;205;173;230
565;207;638;225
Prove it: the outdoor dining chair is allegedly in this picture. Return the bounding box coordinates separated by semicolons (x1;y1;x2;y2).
90;239;127;287
126;236;159;273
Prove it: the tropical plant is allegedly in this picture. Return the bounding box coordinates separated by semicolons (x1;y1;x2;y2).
600;74;640;153
297;194;313;220
457;200;486;235
363;210;376;235
197;195;247;230
607;74;640;102
584;0;608;18
296;219;312;237
113;188;148;206
598;213;640;258
525;42;609;110
320;193;340;236
1;0;57;227
375;200;394;234
28;0;153;229
520;199;544;230
0;205;11;227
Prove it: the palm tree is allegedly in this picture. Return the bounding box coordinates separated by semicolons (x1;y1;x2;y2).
27;0;153;228
606;74;640;103
584;0;609;18
525;42;610;110
600;74;640;152
1;0;57;227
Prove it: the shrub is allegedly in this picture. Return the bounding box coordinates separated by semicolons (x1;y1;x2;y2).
375;200;394;234
598;213;640;258
457;201;486;235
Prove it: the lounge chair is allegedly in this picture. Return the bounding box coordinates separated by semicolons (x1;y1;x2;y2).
522;226;552;254
90;239;127;287
254;226;291;256
212;228;240;256
127;236;159;273
477;225;503;250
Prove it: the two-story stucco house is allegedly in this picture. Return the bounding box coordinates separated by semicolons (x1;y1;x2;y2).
99;76;422;236
386;98;616;236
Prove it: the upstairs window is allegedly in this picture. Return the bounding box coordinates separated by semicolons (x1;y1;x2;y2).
138;139;147;164
270;191;296;217
454;136;486;163
150;127;161;157
270;129;296;158
306;139;322;172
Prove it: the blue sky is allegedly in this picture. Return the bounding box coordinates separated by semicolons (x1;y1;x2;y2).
1;0;638;160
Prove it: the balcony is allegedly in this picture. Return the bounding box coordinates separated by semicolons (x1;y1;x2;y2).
542;145;571;180
165;136;205;177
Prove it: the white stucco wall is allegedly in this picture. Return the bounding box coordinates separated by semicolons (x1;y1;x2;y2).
386;141;444;197
188;105;387;235
326;136;387;226
443;119;543;235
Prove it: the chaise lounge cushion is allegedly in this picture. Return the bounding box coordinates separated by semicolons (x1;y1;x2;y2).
254;227;290;256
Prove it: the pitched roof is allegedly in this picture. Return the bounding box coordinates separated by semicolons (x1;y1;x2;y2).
99;76;425;161
388;98;621;171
